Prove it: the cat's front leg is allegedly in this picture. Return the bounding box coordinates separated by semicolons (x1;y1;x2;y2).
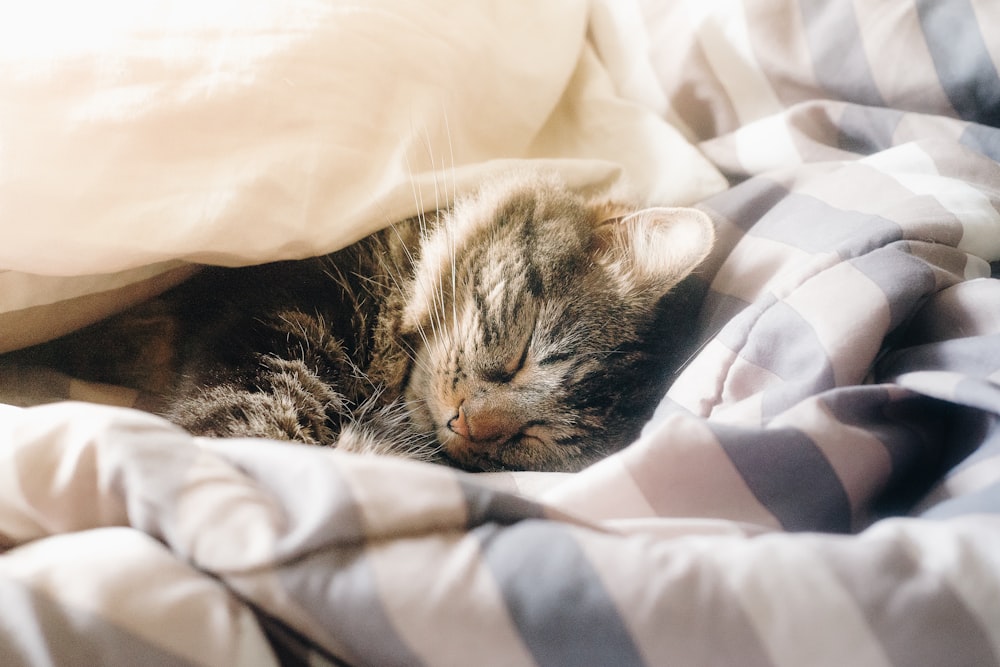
165;355;346;446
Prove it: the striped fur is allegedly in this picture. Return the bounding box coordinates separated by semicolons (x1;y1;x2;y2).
26;171;712;472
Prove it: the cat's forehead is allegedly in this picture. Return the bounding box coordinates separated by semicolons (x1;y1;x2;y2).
402;173;595;332
400;171;667;336
451;172;595;248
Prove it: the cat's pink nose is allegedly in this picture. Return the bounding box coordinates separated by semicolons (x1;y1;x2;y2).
448;404;471;439
447;402;518;444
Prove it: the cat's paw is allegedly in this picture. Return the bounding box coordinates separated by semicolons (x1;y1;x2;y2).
168;356;346;445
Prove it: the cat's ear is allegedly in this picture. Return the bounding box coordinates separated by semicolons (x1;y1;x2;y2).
595;207;715;294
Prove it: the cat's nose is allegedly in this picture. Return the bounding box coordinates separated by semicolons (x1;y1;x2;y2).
448;404;472;439
447;401;519;444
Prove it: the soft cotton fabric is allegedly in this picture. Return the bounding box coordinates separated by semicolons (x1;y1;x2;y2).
2;0;1000;665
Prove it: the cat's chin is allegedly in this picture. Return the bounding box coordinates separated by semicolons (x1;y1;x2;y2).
434;429;515;472
436;429;584;473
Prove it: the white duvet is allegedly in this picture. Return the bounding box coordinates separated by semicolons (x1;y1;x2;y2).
0;0;725;352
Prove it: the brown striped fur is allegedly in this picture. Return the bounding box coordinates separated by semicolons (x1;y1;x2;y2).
16;171;714;471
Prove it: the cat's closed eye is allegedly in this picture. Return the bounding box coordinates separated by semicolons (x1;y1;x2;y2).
44;169;713;473
399;175;713;472
483;337;531;384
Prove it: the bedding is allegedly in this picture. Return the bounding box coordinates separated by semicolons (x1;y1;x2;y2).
2;0;1000;665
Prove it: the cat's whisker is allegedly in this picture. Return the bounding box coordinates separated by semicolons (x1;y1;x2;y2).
321;262;366;319
394;329;438;379
433;281;449;345
415;129;463;353
425;270;451;352
369;224;444;373
400;149;451;349
394;339;422;368
423;131;461;338
420;124;442;218
443;218;459;336
382;222;418;284
433;115;461;337
375;244;435;357
83;166;713;473
441;106;458;210
401;144;430;239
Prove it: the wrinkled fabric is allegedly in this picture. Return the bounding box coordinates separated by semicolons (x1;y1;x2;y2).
0;0;724;352
2;0;1000;665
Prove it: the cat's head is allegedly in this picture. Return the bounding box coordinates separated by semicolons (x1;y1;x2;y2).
400;171;714;471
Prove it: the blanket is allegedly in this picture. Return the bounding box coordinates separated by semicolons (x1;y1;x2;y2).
0;0;724;352
2;1;1000;665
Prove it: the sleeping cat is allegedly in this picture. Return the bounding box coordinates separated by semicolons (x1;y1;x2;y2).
18;171;714;472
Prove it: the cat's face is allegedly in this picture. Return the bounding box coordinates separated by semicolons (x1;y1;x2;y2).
400;172;713;471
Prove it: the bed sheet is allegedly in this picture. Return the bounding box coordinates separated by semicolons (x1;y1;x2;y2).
2;0;1000;665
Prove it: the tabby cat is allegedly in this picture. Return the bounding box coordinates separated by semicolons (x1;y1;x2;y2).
19;171;714;472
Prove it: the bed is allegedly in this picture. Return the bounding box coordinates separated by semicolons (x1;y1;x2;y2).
1;1;999;665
